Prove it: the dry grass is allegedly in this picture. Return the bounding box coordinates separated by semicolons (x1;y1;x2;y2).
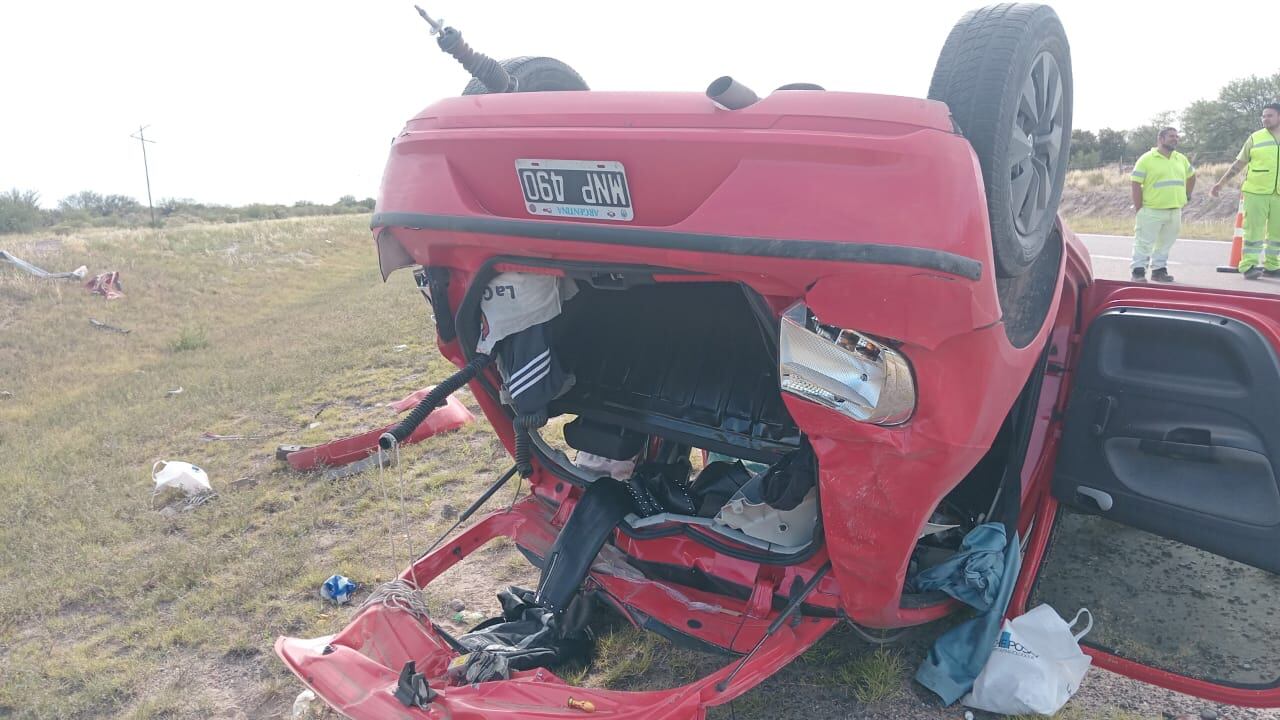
0;216;513;718
1061;162;1239;240
1061;216;1233;241
1066;163;1231;192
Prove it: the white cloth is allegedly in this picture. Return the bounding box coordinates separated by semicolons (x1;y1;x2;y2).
476;272;577;354
574;451;637;481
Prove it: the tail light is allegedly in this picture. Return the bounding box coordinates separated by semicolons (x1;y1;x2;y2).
779;302;916;426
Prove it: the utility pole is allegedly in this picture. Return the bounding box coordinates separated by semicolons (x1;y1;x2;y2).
130;125;157;227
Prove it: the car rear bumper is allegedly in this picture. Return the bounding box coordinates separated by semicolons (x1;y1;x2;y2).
277;498;836;719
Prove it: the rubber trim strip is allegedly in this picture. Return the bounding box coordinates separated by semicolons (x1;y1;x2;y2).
372;212;984;281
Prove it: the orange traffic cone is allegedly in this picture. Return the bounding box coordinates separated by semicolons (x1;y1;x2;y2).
1217;197;1245;273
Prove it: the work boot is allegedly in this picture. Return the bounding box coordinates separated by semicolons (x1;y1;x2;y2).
1244;267;1264;280
1151;268;1175;283
1131;267;1147;282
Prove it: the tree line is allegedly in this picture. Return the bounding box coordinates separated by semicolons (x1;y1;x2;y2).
1070;72;1280;170
0;189;375;235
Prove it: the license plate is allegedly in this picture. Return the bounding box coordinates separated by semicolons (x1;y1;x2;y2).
515;159;633;222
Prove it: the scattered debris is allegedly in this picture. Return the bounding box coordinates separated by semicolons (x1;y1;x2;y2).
182;491;218;510
0;250;87;280
84;271;124;300
155;489;218;515
89;318;130;334
280;388;474;472
447;598;466;613
166;387;184;398
152;460;212;497
313;401;334;419
0;391;12;400
393;344;410;352
320;575;359;605
307;421;323;430
291;689;321;719
229;476;259;490
201;432;266;442
439;503;459;520
322;452;392;481
452;610;486;625
151;461;217;512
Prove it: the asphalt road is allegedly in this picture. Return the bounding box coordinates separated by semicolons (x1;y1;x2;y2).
1079;232;1280;294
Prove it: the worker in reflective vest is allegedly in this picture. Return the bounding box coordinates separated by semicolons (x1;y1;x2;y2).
1211;103;1280;279
1130;127;1195;283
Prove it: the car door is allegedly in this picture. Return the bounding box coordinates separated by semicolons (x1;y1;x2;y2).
1012;279;1280;707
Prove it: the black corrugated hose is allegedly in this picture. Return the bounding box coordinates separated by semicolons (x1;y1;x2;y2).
379;353;492;451
512;411;548;478
437;27;512;93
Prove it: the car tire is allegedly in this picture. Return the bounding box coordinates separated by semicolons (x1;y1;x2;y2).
996;223;1063;348
462;56;588;95
928;3;1072;278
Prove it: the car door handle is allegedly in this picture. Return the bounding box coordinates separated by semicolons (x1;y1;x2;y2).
1139;427;1215;462
1076;486;1114;512
1091;396;1115;436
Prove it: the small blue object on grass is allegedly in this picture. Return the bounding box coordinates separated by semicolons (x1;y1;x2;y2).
321;574;358;605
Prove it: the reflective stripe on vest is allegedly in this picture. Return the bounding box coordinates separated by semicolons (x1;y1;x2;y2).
1244;128;1280;195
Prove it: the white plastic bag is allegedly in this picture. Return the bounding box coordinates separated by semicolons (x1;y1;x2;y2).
962;604;1093;716
152;460;212;496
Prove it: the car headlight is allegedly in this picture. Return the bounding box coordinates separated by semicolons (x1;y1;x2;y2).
779;302;916;426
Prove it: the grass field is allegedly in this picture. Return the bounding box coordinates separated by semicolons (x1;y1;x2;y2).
0;216;1213;719
1058;215;1232;240
0;216;505;717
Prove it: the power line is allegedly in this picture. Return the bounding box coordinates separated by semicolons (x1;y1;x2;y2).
130;125;157;227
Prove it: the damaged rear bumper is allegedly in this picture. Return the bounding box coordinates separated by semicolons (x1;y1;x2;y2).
276;498;836;719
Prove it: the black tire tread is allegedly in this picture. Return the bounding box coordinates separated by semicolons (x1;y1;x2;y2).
928;4;1072;278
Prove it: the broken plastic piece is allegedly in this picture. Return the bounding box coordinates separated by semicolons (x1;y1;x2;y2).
284;390;474;471
0;250;87;280
394;661;436;709
714;481;819;548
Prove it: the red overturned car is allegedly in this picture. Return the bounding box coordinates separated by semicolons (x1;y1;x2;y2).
277;4;1280;716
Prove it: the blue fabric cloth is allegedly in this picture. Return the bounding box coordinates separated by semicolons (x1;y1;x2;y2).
914;524;1022;706
321;574;358;604
907;522;1008;610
